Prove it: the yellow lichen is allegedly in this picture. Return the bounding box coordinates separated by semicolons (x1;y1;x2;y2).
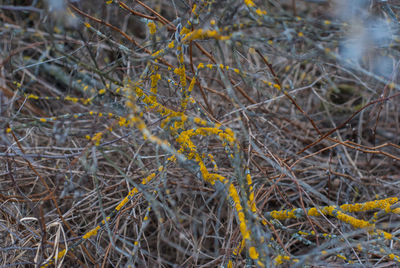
249;246;259;260
148;21;157;35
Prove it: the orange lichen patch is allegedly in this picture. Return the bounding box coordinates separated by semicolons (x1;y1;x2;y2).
182;29;231;43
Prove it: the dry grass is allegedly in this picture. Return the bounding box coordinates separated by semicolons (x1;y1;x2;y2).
1;0;400;267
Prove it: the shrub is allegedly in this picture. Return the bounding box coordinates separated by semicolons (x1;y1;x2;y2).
1;0;400;267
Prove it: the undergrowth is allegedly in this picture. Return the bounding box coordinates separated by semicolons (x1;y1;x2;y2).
1;0;400;267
